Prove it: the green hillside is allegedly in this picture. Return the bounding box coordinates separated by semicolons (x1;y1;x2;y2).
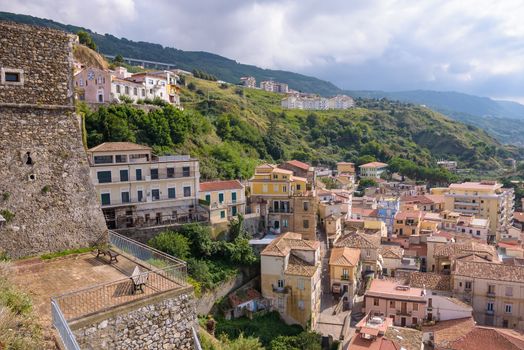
82;77;519;183
0;11;340;96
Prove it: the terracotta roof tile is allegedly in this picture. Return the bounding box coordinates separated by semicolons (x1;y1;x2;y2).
359;162;388;169
282;160;311;171
453;260;524;282
408;272;451;291
285;254;319;277
329;247;361;266
335;231;381;249
200;180;243;192
261;232;320;257
228;288;262;308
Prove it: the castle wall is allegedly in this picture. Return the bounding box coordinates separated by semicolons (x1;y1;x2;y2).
0;21;107;258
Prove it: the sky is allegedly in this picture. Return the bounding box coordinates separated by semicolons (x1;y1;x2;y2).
3;0;524;102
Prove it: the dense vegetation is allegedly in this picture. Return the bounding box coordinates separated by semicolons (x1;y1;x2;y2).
148;219;257;295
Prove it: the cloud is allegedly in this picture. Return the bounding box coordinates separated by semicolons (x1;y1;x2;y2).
2;0;524;99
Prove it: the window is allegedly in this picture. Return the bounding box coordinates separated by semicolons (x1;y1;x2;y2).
124;86;129;95
133;87;137;96
101;193;110;206
182;166;190;177
232;206;237;216
167;167;175;178
94;155;113;164
389;300;395;308
374;298;380;306
142;89;145;96
232;192;237;202
262;184;268;193
273;174;278;179
137;190;143;202
342;269;349;279
488;285;495;294
277;280;285;288
219;193;224;203
135;169;142;181
506;287;513;296
277;296;284;309
413;303;418;311
115;155;127;163
116;85;121;93
298;279;305;290
151;189;160;201
97;171;112;183
465;281;472;290
477;230;481;236
220;210;225;219
273;184;279;192
303;220;309;229
121;191;130;203
148;79;154;85
487;301;494;311
297;184;301;190
283;219;288;228
120;169;129;182
298;300;304;310
282;186;287;192
150;169;159;180
505;304;512;314
366;250;371;258
412;317;418;325
2;68;23;85
205;194;211;203
183;186;191;197
168;187;176;199
303;201;309;211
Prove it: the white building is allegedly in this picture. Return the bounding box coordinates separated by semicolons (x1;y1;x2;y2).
456;216;490;241
281;94;354;110
127;72;170;103
359;162;388;179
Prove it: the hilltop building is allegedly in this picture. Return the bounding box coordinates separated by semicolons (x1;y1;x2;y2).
87;142;202;229
260;80;289;93
359;162;388;179
281;94;354;110
239;76;256;88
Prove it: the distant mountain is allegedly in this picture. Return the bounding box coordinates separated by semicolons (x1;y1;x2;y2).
2;11;524;145
348;90;524;145
0;11;341;96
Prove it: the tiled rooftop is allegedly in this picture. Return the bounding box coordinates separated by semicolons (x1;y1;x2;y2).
335;231;381;249
285;254;319;277
261;231;319;257
453;260;524;282
329;247;360;266
408;272;451;291
200;180;243;191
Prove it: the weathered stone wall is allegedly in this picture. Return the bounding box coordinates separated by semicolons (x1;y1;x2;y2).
71;288;196;350
0;21;74;105
0;21;107;258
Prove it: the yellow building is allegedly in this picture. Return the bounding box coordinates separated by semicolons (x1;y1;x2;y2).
324;213;343;246
443;181;514;241
87;142;202;229
249;164;317;240
260;232;321;327
199;180;245;227
329;247;361;305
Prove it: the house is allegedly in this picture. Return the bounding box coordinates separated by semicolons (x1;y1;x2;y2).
87;142;202;229
376;197;400;235
394;204;424;237
199;180;245;227
260;232;321;327
127;72;170;103
111;76;146;103
74;67;111;103
350;314;423;350
335;228;382;274
359;162;388;179
148;70;181;106
456;216;490;242
329;247;361;306
379;245;404;277
260;80;288;93
401;194;445;212
423;317;524;350
278;160;315;186
239;76;256;88
433;241;496;274
249;164;317;239
452;260;524;330
364;279;426;327
324;213;343;246
443;181;515;242
337;162;355;175
226;288;265;319
437;160;458;172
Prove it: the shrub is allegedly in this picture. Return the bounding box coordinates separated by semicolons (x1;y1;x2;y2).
0;210;14;223
1;192;10;201
187;82;196;91
119;95;133;104
148;231;190;260
41;185;51;194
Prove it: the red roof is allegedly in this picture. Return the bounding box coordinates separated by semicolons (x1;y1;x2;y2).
514;212;524;222
228;288;262;308
200;180;243;192
283;160;311;171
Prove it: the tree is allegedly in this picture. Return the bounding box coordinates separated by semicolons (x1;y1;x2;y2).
77;30;96;50
148;231;190;260
356;155;376;166
218;333;264;350
113;54;124;64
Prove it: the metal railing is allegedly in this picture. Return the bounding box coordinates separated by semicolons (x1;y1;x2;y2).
51;299;81;350
193;327;203;350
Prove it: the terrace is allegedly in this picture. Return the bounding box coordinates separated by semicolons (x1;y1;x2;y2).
11;231;193;349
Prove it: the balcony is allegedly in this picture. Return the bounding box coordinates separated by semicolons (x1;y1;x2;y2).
272;285;290;294
485;310;494;315
454;201;480;206
396;310;412;316
268;207;293;214
340;275;350;281
487;291;496;298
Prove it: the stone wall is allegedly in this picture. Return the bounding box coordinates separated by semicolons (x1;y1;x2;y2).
71;287;196;350
0;21;107;258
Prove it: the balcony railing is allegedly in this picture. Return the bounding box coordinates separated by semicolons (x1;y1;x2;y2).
485;309;494;315
340;275;350;281
487;291;496;298
272;285;290;294
396;310;412;316
268;207;293;214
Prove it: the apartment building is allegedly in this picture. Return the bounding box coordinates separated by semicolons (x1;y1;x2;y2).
393;204;424;237
401;194;445;212
260;232;321;327
443;181;514;241
87;142;201;229
249;164;317;240
111;76;146;103
329;247;361;306
364;279;426;327
453;260;524;330
199;180;245;225
278;160;315;186
359;162;388;179
281;94;354;110
260;80;289;93
127;72;170;102
239;76;256;88
148;70;181;106
334;229;382;274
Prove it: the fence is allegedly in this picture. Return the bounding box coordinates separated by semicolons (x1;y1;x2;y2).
51;300;81;350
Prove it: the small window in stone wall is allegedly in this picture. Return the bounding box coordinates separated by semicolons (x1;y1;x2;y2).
25;152;33;165
1;68;24;86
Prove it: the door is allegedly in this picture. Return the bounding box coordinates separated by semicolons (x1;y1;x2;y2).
205;194;211;203
401;317;406;327
274;220;280;229
401;302;407;314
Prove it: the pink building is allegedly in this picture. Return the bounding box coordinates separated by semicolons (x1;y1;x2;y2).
74;67;111;103
364;279;426;327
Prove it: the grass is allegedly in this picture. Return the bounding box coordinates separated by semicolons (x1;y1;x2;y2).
40;246;93;260
214;311;303;347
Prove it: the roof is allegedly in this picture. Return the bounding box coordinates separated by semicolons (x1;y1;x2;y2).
395;210;423;221
424;317;524;350
329;247;361;266
384;326;423;350
448;181;502;191
261;232;319;257
352;207;376;217
366;279;425;302
87;142;151;152
359;162;388;169
282;160;311;171
200;180;243;192
433;241;495;260
285;254;319;277
401;195;444;205
335;231;381;250
379;245;403;259
409;272;451;291
228;288;262;308
453;260;524;282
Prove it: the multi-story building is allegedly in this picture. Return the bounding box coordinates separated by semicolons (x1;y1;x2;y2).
249;164;317;240
329;247;361;306
87;142;201;229
278;160;315;187
393;204;424;237
437;160;458;172
260;232;321;327
401;194;445;212
453;260;524;330
456;216;490;242
364;279;426;327
432;241;497;274
127;72;170;102
359;162;388;179
74;67;111;103
281;94;354;110
327;95;355;109
148;70;181;106
111;76;146;103
239;76;256;88
199;180;245;226
260;80;288;93
444;181;514;241
334;228;383;274
377;197;400;235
